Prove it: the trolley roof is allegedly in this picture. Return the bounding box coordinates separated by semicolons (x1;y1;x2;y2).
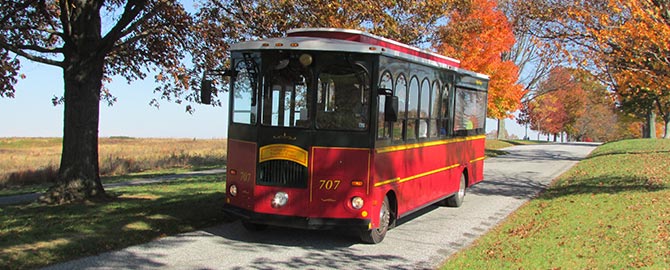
230;28;488;80
287;28;460;68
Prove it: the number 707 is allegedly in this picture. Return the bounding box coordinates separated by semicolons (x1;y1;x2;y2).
319;179;341;190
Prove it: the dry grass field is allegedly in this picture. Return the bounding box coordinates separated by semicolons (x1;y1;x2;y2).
0;137;227;187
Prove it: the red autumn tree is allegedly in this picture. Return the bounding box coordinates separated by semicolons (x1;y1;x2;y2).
434;0;526;139
527;67;586;141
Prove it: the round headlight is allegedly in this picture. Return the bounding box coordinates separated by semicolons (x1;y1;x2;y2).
271;192;289;208
351;196;364;210
229;184;238;197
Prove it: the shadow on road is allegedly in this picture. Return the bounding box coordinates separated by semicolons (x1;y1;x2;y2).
469;173;549;200
200;222;416;270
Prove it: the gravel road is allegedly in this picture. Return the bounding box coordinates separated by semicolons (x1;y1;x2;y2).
43;143;598;270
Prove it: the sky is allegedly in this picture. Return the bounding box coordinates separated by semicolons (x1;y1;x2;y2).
0;59;541;139
1;61;229;139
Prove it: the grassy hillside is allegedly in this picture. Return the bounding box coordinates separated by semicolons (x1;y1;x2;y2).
0;137;227;188
443;139;670;269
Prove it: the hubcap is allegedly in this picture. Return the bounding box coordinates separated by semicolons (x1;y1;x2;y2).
377;201;390;232
458;176;465;198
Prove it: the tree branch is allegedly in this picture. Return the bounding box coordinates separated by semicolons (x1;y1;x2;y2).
112;30;152;49
14;43;64;54
59;0;73;46
99;0;148;55
5;25;64;37
0;43;63;67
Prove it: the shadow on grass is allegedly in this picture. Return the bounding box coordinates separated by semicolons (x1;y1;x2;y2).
499;140;530;146
500;140;551;145
585;150;670;159
540;175;667;200
0;178;228;270
485;149;510;157
0;169;226;199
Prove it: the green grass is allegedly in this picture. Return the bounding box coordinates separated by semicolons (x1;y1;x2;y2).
0;173;228;270
485;139;545;157
0;167;224;197
443;139;670;269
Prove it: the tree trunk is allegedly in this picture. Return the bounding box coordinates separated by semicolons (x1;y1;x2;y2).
664;116;670;139
39;1;106;204
646;109;657;139
497;119;506;140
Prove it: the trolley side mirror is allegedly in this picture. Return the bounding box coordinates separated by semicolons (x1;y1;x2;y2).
378;87;398;122
200;78;214;105
385;96;398;122
200;69;236;105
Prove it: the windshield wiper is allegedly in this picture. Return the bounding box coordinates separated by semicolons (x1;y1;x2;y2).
243;53;259;106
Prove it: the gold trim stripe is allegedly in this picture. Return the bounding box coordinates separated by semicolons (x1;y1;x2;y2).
470;156;486;163
374;163;461;187
375;135;485;154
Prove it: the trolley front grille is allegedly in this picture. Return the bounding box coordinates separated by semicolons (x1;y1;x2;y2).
257;160;308;188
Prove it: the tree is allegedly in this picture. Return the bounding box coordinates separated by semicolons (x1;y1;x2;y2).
1;0;197;203
519;0;670;138
434;0;525;139
198;0;457;46
499;0;559;139
571;71;622;142
526;67;587;141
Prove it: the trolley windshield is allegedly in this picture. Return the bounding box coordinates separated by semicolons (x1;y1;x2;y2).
230;51;371;131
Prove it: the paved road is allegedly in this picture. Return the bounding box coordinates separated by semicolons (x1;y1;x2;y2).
43;143;598;270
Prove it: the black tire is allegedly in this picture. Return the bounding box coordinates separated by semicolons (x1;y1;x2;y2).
445;173;466;207
241;220;268;231
360;196;391;244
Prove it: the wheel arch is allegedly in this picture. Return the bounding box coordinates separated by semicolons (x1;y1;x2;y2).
384;189;398;228
461;166;470;187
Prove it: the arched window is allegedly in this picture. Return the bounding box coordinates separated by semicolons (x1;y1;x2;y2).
419;78;430;138
393;74;408;142
407;76;420;141
232;60;257;124
377;71;393;139
431;80;442;137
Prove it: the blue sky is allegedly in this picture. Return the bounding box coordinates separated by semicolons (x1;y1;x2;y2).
1;61;229;139
0;60;538;139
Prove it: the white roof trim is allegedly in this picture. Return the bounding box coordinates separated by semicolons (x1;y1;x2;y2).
287;28;460;65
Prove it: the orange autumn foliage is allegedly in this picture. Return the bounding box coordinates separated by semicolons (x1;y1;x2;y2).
527;0;670;138
435;0;525;119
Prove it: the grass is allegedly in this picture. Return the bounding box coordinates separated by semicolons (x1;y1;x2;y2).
0;173;229;270
485;139;545;157
0;137;227;189
443;139;670;269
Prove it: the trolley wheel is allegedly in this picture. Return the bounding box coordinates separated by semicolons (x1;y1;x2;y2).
445;173;466;207
241;220;268;231
360;196;391;244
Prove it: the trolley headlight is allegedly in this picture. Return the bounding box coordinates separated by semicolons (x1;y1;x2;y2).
271;192;289;208
351;196;364;210
229;184;238;197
